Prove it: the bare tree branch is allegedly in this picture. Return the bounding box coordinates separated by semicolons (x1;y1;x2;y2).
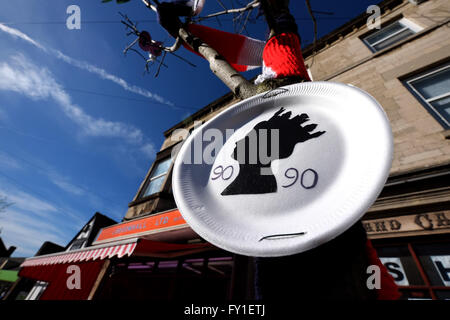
137;1;305;99
239;8;252;35
141;0;157;12
140;0;258;99
194;0;260;23
216;0;228;11
0;195;13;213
177;27;257;99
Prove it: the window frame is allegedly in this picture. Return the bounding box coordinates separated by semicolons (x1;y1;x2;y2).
403;62;450;129
373;236;450;300
139;156;173;199
361;17;423;53
25;281;48;300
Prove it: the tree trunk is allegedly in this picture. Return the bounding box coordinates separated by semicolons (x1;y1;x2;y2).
175;0;376;300
177;28;258;100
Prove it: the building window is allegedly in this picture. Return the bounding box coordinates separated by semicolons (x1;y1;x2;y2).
362;18;422;52
25;281;48;300
68;239;85;251
141;157;172;198
404;63;450;128
375;240;450;300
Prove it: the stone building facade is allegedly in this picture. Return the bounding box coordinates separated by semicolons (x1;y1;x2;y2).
116;0;450;299
304;0;450;174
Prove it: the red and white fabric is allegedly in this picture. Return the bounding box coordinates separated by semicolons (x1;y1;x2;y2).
21;240;138;267
20;239;213;268
185;24;265;72
184;26;310;81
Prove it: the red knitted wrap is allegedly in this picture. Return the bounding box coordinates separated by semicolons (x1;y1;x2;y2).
262;32;310;81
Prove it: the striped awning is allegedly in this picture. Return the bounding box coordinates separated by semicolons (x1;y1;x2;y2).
21;239;138;267
20;238;214;268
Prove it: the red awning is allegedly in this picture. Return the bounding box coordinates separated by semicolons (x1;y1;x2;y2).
21;238;213;267
19;260;106;300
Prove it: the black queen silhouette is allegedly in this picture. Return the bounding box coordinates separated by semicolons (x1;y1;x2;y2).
221;107;325;195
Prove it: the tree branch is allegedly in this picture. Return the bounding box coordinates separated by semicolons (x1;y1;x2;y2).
194;0;260;23
259;0;290;39
178;27;257;100
141;0;157;12
140;0;269;100
0;195;13;213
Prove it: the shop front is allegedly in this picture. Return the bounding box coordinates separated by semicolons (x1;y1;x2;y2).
364;212;450;300
17;209;253;300
91;209;252;300
19;260;106;300
362;166;450;300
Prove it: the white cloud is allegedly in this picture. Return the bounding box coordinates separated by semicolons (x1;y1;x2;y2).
0;209;71;257
140;143;157;159
0;54;150;144
47;173;85;196
0;152;21;170
52;50;172;105
0;150;85;196
0;180;86;226
0;179;119;256
0;23;172;106
0;187;58;218
0;23;46;51
0;152;124;226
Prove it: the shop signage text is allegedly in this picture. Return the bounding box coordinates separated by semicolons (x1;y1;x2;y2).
363;211;450;237
94;209;186;243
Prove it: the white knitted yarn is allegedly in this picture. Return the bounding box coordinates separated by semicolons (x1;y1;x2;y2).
254;61;277;84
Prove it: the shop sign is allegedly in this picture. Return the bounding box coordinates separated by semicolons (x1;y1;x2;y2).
363;211;450;237
431;255;450;286
379;257;409;286
94;209;186;244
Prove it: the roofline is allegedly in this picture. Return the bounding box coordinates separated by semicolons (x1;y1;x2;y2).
302;0;404;58
63;212;117;251
163;91;235;137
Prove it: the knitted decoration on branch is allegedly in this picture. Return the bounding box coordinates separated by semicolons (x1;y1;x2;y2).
255;32;310;84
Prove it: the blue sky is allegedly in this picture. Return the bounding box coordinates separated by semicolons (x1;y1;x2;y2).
0;0;378;257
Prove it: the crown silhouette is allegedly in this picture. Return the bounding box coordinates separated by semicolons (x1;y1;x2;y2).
252;107;326;160
223;107;325;195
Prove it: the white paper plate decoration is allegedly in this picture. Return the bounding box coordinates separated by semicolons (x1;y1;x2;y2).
172;81;393;257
